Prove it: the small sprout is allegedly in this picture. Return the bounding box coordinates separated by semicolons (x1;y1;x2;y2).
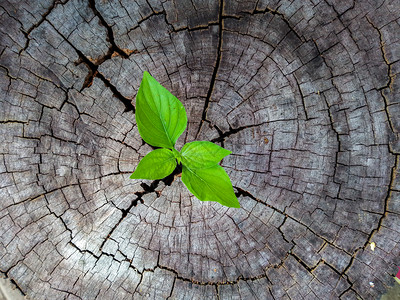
130;72;240;208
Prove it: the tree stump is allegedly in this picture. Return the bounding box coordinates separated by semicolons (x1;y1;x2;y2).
1;0;400;299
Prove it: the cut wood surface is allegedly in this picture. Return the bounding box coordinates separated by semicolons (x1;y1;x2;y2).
1;0;400;299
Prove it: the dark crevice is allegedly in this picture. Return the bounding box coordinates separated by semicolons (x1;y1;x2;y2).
293;74;309;120
322;261;361;299
69;241;123;264
156;264;269;286
0;271;26;296
162;163;183;186
221;15;241;20
194;0;224;139
80;67;98;91
0;120;28;124
98;163;183;252
59;87;71;112
291;245;360;298
166;277;176;299
313;39;344;201
324;0;355;19
126;11;165;35
19;0;69;55
99;180;160;251
54;35;134;112
234;186;290;219
289;252;318;273
51;287;82;300
215;285;220;300
234;186;354;257
234;186;259;202
0;65;17;81
277;217;291;244
340;154;398;271
172;22;220;33
72;0;139;74
138;180;160;196
96;72;135;112
87;0;139;64
160;7;180;30
46;17;135;112
74;53;134;111
213;124;225;147
267;282;276;300
9;279;26;296
250;7;302;41
133;273;144;294
76;240;277;287
321;94;342;198
88;0;128;59
211;123;265;144
338;279;363;300
366;17;396;133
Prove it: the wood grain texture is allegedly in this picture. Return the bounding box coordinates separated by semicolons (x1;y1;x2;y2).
1;0;399;299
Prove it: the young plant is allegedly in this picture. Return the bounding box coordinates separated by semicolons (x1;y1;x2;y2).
130;71;240;208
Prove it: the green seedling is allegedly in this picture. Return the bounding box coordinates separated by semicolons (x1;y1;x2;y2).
130;71;240;208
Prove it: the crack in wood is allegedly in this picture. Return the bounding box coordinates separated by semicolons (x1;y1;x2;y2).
71;236;280;288
46;21;135;112
211;122;266;144
323;0;355;19
195;0;224;139
222;5;304;43
18;0;69;55
215;285;221;300
366;17;397;135
0;272;26;297
234;186;357;259
99;181;157;251
165;276;176;299
156;263;272;286
253;7;303;41
87;0;129;60
293;74;309;120
126;11;165;35
339;154;398;280
366;17;395;92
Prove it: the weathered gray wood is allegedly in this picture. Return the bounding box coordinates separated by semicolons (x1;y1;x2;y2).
1;0;400;299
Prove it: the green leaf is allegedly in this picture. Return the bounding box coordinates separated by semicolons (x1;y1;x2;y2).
130;149;177;180
181;165;240;208
180;141;231;169
135;71;187;149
